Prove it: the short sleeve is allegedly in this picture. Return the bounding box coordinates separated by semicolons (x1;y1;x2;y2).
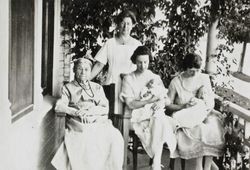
120;75;135;102
94;40;109;65
155;75;164;87
167;78;178;104
95;84;109;107
54;85;71;113
59;85;71;104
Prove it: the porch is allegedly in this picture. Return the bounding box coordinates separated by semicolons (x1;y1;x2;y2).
9;95;171;170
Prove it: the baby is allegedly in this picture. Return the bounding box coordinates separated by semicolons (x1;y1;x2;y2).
131;79;170;123
172;85;210;128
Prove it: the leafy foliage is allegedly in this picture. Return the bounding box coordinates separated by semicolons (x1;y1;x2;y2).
218;0;250;43
209;0;250;90
210;43;236;89
61;0;250;87
222;112;250;170
61;0;213;87
61;0;163;60
151;0;211;86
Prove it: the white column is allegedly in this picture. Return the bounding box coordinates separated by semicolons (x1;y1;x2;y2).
33;0;44;111
0;1;12;128
242;43;250;75
53;0;64;97
205;19;219;74
0;1;11;169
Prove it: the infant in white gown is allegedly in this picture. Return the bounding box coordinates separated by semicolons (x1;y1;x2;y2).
172;86;211;128
131;79;170;123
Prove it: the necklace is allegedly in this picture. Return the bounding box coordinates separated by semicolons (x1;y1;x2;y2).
76;80;94;98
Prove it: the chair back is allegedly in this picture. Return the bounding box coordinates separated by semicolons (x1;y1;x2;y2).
103;83;116;119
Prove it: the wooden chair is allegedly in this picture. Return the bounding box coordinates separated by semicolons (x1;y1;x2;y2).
55;83;122;145
119;74;153;170
121;103;153;170
102;83;153;170
55;83;151;170
102;83;124;130
102;84;134;169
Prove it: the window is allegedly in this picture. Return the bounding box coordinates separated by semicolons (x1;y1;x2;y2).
9;0;35;121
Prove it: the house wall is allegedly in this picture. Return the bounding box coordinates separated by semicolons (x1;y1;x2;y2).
0;0;11;169
0;0;64;169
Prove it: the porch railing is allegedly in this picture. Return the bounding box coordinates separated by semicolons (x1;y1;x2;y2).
215;95;250;169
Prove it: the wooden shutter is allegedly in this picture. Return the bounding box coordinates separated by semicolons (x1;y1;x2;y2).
9;0;35;120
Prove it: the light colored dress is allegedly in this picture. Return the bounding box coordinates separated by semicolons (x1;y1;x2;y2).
51;80;124;170
168;73;225;159
131;83;168;123
120;70;177;158
172;98;210;128
95;37;141;114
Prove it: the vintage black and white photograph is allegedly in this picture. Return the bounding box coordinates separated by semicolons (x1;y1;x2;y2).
0;0;250;170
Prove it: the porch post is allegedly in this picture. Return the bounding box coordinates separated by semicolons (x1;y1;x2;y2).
33;0;44;110
52;0;64;97
238;42;247;73
0;0;11;169
205;19;219;74
205;0;220;74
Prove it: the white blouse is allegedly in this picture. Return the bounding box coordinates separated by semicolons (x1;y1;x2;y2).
95;37;141;85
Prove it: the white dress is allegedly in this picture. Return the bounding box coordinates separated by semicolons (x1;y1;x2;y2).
168;73;225;159
95;37;141;114
172;98;210;128
51;81;124;170
120;70;177;158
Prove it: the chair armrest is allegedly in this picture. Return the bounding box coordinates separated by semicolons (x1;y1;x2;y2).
56;112;67;117
55;112;66;147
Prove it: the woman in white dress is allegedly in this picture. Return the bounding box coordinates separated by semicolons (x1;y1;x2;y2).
51;58;124;170
120;46;177;170
90;10;141;115
166;53;225;170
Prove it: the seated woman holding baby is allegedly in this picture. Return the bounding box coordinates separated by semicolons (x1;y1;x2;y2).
51;58;124;170
120;46;176;170
166;53;225;170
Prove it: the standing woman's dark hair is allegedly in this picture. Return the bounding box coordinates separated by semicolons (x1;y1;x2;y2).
130;46;152;64
114;10;137;25
182;53;202;70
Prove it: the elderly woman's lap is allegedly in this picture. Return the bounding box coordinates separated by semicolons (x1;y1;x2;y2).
52;120;123;170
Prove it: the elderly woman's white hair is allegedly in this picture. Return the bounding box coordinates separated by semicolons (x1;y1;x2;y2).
73;58;93;73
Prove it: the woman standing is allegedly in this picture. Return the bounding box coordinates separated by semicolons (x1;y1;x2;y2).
51;58;124;170
90;10;141;115
166;53;224;170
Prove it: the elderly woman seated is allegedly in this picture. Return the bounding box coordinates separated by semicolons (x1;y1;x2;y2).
51;58;124;170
